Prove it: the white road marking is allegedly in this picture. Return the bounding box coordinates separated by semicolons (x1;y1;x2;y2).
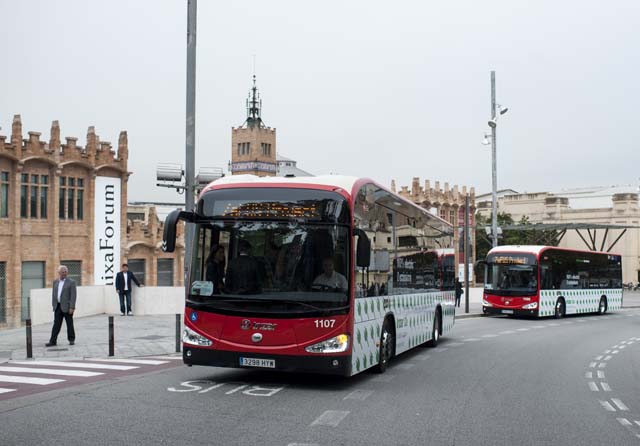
612;398;629;411
594;355;603;360
516;328;529;332
588;382;599;392
604;350;611;354
396;363;416;370
547;323;560;327
599;400;616;412
371;374;396;383
611;350;619;355
585;372;593;379
0;388;16;394
617;418;632;426
634;420;640;427
11;361;138;371
597;371;605;379
499;331;516;335
620;341;628;344
601;382;612;392
598;363;607;368
619;345;626;349
89;358;168;365
463;338;481;342
589;362;597;368
604;355;612;361
0;366;103;377
446;342;464;347
310;410;350;427
144;356;183;360
482;334;498;338
576;319;587;322
531;325;546;329
344;389;374;401
0;374;64;385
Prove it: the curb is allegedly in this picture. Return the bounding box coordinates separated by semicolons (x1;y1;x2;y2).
456;313;484;320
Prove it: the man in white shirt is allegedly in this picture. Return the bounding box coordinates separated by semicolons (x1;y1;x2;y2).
312;257;348;291
46;265;77;347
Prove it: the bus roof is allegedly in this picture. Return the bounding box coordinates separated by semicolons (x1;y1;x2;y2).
201;174;453;232
487;245;621;257
203;174;362;195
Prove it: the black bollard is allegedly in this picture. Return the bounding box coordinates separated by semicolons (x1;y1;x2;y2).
175;314;181;353
26;318;33;359
108;316;114;357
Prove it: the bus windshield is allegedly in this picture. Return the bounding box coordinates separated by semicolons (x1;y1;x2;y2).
188;220;350;313
485;253;538;296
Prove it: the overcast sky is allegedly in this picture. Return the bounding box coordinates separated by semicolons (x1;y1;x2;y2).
1;0;638;202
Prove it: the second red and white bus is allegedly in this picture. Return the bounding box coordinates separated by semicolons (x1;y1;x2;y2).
482;245;623;317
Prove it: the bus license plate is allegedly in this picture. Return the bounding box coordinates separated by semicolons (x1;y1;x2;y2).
502;309;514;314
240;357;276;368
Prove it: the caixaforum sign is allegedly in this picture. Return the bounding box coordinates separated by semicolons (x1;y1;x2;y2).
94;176;121;285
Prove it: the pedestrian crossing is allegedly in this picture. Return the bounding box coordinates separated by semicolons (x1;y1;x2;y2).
0;355;182;400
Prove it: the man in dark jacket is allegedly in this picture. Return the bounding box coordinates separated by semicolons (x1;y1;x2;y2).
225;240;262;294
455;278;463;308
46;265;77;346
115;263;142;315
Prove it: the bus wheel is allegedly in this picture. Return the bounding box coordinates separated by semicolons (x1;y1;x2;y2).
598;297;608;315
375;319;394;374
426;310;440;348
554;298;565;319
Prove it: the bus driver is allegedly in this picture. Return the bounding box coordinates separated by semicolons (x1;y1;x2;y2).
313;257;348;291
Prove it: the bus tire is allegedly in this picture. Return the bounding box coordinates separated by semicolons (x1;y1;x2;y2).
375;318;394;374
554;298;566;319
598;296;608;315
426;308;441;348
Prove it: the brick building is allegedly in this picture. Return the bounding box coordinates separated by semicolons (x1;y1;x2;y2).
0;116;184;328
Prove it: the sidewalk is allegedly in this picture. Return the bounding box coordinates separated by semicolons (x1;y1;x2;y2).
0;314;182;362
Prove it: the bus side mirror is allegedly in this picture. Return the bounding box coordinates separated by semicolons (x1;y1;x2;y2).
354;229;371;268
162;210;196;253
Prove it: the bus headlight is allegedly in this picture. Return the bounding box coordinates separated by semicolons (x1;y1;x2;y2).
482;299;493;307
305;334;350;354
183;326;212;347
522;302;538;310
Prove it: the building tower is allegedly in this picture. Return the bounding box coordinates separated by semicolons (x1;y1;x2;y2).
230;76;277;176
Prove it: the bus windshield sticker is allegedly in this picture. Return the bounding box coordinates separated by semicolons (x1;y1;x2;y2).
191;281;214;296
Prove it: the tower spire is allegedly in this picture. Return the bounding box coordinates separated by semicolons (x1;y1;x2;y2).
244;73;264;128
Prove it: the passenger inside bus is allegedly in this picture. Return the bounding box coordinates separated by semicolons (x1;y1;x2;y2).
225;240;262;294
205;244;226;294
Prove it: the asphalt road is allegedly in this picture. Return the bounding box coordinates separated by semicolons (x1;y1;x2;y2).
2;310;640;446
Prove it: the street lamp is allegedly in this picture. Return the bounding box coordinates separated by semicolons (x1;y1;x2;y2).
488;70;508;248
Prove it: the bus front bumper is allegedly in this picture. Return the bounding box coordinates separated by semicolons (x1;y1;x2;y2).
483;306;538;317
182;346;352;376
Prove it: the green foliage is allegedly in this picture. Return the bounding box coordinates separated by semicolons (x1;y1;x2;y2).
475;212;562;263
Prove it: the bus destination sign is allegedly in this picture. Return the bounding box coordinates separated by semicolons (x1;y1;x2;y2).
223;201;320;219
493;256;529;265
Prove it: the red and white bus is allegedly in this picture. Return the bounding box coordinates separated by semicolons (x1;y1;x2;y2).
482;246;623;318
163;175;455;376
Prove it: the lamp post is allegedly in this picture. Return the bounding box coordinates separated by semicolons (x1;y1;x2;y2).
487;71;508;247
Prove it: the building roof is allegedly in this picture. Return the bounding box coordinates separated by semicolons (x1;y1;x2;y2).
476;189;520;201
553;185;639;209
277;164;313;177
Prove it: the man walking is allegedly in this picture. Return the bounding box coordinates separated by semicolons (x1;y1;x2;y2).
455;278;463;308
46;265;77;347
115;263;142;316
